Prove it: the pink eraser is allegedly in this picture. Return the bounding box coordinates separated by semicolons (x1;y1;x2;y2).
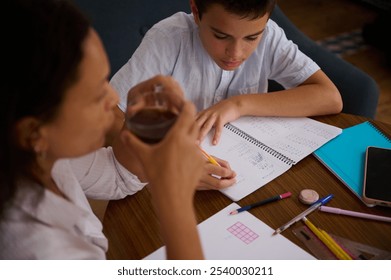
281;192;292;199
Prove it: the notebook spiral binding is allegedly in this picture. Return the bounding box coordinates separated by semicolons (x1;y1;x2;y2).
368;122;391;143
224;123;296;165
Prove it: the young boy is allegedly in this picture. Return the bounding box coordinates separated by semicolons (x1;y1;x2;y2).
111;0;342;144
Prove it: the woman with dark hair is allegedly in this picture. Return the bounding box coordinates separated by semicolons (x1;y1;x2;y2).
0;0;204;259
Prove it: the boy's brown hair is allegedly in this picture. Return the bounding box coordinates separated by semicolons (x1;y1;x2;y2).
193;0;276;20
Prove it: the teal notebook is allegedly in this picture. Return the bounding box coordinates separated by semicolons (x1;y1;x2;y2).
313;121;391;206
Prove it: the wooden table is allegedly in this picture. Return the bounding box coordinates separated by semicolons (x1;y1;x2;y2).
103;113;391;259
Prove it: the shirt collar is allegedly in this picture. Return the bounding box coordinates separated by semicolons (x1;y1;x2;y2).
13;181;88;233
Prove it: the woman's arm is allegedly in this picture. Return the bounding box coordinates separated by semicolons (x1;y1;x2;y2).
120;88;204;259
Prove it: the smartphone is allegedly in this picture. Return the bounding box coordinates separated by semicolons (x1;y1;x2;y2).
362;146;391;207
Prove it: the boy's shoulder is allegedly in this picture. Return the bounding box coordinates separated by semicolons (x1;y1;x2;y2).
152;12;196;33
143;12;197;45
260;19;288;45
265;19;283;34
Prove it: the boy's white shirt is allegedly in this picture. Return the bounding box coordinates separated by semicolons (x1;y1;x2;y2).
110;12;319;113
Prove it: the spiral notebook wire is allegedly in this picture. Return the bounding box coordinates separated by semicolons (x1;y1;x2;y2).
225;123;296;165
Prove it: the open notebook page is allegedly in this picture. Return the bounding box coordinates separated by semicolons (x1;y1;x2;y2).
144;203;315;260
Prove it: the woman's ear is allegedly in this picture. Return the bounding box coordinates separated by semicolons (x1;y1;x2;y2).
15;117;44;152
190;0;201;25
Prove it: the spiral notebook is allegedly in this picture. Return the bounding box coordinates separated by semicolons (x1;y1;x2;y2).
201;116;342;201
313;121;391;206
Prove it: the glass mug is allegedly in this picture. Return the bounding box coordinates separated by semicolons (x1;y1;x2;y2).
125;84;183;144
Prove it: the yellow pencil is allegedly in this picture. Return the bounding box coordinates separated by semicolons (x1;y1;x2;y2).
319;228;353;260
199;147;221;167
302;217;352;260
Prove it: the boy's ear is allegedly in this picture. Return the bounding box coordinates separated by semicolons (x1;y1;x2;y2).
15;117;43;150
190;0;200;24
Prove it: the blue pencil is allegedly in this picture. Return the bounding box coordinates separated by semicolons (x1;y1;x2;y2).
229;192;292;215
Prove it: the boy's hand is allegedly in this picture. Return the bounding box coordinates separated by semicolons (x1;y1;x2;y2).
196;98;241;145
197;156;236;190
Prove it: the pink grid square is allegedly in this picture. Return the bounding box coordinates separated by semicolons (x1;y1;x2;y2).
227;222;259;244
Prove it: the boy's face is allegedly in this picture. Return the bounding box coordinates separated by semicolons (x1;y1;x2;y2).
193;3;268;71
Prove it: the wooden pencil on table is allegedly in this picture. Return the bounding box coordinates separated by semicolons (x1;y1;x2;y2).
302;217;352;260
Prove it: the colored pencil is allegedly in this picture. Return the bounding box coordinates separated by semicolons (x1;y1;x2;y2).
230;192;292;215
303;217;352;260
319;206;391;223
200;147;221;166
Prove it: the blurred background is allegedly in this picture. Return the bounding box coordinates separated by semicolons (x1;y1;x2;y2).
278;0;391;124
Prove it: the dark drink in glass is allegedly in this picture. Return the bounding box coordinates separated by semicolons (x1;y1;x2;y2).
126;84;183;144
126;107;178;144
